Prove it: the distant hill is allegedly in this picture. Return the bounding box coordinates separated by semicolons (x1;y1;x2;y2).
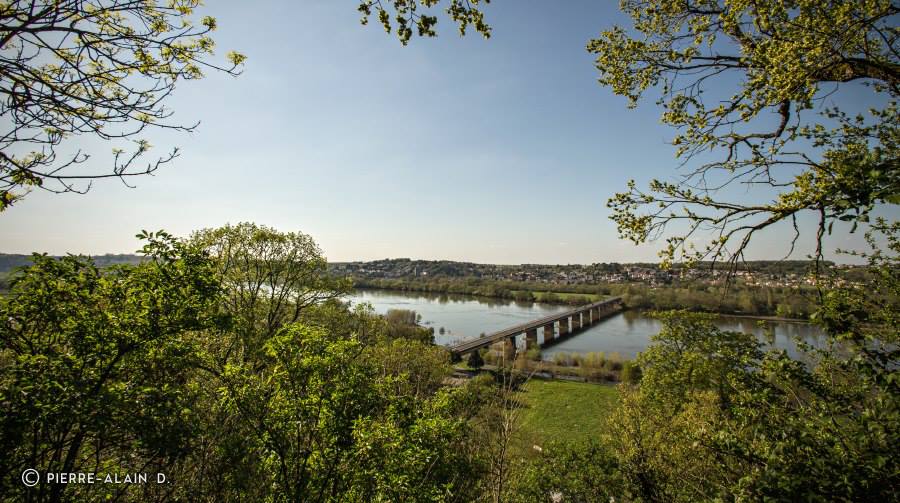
0;253;144;273
1;254;848;278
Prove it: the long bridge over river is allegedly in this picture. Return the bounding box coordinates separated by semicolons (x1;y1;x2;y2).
448;297;624;360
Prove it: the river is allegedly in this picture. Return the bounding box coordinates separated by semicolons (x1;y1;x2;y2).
346;289;826;360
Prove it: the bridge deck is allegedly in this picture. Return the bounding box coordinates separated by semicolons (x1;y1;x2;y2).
448;297;623;355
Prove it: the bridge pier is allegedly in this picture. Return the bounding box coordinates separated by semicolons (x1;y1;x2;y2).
491;337;517;364
584;309;593;326
571;312;582;332
559;317;570;337
543;322;555;343
525;328;538;349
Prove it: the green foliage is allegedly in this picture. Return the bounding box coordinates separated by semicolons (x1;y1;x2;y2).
365;336;452;399
0;226;496;501
639;311;764;406
620;360;642;384
356;0;491;45
211;323;480;501
384;308;435;343
385;307;418;326
520;348;539;362
608;264;899;502
512;290;535;302
0;1;245;210
594;0;899;268
0;231;221;501
510;441;625;503
190;222;351;363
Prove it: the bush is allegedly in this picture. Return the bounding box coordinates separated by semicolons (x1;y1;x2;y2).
582;352;607;369
513;290;535;302
552;352;571;366
467;349;485;370
571;354;584;367
620;361;642;384
525;348;542;361
541;292;561;303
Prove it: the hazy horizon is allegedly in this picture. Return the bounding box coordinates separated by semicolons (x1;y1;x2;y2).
0;248;862;267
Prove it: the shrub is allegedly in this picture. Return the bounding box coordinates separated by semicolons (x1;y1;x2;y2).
525;348;542;361
582;352;607;369
513;290;535;302
620;361;642;384
552;352;571;366
467;349;485;370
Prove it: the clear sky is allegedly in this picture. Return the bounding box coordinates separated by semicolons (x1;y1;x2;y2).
0;1;893;263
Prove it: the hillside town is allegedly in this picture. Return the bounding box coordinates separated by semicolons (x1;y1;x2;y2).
328;258;860;288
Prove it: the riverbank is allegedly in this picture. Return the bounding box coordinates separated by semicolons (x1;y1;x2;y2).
459;349;640;385
352;283;599;306
721;313;811;324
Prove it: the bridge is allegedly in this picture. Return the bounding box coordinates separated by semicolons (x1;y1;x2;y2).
448;297;624;359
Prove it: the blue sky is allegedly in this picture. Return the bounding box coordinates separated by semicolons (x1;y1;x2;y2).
0;1;891;263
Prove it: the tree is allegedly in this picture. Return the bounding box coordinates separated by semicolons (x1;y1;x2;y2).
0;231;221;502
190;222;350;365
381;309;435;343
0;1;245;210
385;308;418;326
213;323;485;502
591;0;899;270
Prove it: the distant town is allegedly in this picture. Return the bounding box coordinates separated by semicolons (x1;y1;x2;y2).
328;258;862;288
0;254;864;291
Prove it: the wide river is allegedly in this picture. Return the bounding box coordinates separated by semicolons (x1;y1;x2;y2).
347;289;826;360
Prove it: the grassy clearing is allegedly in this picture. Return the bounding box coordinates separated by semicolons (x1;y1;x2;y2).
514;379;619;450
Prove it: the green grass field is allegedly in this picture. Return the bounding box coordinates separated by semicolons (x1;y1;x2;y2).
514;379;619;449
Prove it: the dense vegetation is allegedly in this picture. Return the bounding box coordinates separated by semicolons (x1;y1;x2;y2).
0;225;491;501
2;222;896;501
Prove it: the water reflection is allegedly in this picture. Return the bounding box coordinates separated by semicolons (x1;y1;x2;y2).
347;289;826;360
